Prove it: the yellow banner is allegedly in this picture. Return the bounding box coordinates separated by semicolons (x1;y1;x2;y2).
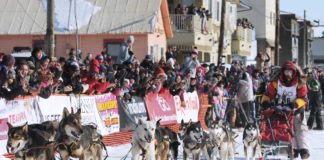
97;100;117;111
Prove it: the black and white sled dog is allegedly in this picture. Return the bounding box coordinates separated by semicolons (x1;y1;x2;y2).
155;119;180;160
207;119;236;160
6;121;58;160
178;119;192;141
180;120;211;160
243;121;262;160
131;119;156;160
56;108;104;160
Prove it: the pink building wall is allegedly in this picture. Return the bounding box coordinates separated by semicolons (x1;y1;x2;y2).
0;34;154;61
0;9;168;62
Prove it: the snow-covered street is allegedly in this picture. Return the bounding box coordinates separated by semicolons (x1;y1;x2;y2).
107;130;324;160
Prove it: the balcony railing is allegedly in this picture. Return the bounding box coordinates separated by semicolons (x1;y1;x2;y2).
170;14;211;33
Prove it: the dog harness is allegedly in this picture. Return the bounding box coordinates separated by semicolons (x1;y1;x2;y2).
135;138;147;160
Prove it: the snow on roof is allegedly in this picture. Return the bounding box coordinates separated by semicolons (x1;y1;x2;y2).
11;51;32;58
0;0;161;35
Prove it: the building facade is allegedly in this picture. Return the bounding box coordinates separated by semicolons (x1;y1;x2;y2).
0;0;173;62
279;14;299;64
167;0;249;64
311;37;324;67
298;20;314;67
238;0;276;65
231;18;254;63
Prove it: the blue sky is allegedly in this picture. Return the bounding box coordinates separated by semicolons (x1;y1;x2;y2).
281;0;324;37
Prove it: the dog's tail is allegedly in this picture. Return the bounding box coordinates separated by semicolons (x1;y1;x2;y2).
156;119;162;128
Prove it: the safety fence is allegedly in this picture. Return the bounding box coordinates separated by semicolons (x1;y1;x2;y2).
0;91;211;158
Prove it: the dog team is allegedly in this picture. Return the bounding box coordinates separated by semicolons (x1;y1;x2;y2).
131;118;262;160
6;108;261;160
6;108;105;160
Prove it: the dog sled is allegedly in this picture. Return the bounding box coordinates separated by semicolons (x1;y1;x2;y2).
260;108;294;160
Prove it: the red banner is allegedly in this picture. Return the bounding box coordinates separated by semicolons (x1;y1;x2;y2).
145;92;177;125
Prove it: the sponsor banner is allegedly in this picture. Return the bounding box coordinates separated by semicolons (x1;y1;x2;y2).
0;97;42;140
95;93;120;134
183;91;200;110
145;92;177;125
70;95;105;134
118;96;147;130
0;98;37;140
0;118;8;140
175;91;200;123
38;96;72;122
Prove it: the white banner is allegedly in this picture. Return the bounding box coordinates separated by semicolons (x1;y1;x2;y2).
175;91;200;123
70;95;106;134
37;96;73;122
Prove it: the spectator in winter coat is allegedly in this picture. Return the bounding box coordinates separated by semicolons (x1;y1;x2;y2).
58;64;84;95
187;78;197;92
83;53;93;70
255;52;270;71
170;75;182;96
28;48;47;72
16;61;32;96
306;70;323;130
117;35;135;64
141;55;154;69
166;46;177;62
237;72;254;125
209;81;226;119
36;58;53;99
183;48;200;77
0;55;24;100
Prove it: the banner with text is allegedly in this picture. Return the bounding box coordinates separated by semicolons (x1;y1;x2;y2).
38;96;72;122
145;92;177;125
95;93;120;134
70;95;105;134
0;97;42;140
175;91;200;123
118;96;148;130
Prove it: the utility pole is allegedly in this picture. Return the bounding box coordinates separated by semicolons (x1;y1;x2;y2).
217;0;226;66
304;10;308;66
74;0;79;54
44;0;55;58
274;0;280;65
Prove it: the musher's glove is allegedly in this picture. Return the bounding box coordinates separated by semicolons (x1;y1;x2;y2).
261;101;271;109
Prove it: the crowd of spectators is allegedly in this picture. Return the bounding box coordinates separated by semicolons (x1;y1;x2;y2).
1;38;323;129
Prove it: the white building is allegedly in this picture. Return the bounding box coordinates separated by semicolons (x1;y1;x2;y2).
312;37;324;67
238;0;276;64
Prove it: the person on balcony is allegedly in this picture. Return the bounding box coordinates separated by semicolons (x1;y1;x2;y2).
200;8;208;34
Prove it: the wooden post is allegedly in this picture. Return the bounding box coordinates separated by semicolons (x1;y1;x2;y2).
44;0;55;58
218;0;226;65
274;0;280;65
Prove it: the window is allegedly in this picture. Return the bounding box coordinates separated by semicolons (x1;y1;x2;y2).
161;47;165;59
104;39;124;62
208;0;212;12
106;43;122;62
198;51;203;62
150;45;158;62
204;52;211;62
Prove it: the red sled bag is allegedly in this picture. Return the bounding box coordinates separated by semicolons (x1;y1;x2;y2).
260;109;294;142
